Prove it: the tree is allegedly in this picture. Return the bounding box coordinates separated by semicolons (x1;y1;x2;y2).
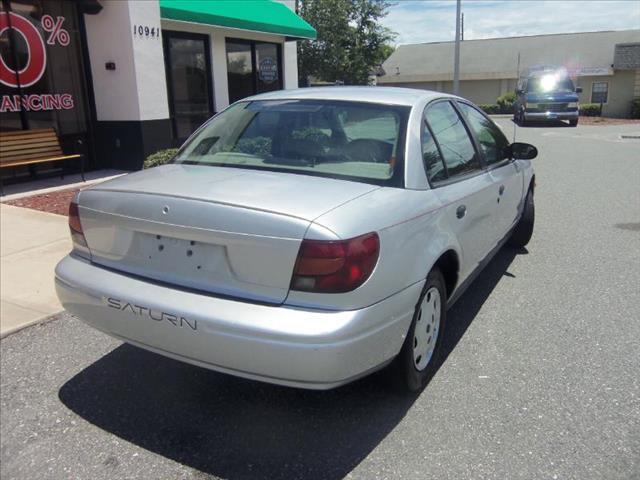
297;0;396;86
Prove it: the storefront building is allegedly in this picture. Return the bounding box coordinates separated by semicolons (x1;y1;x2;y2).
0;0;315;177
379;30;640;118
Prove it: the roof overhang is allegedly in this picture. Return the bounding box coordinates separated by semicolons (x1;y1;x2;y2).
378;71;519;84
159;0;316;40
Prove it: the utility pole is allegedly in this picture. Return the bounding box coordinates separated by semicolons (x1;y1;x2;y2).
461;12;464;41
453;0;461;95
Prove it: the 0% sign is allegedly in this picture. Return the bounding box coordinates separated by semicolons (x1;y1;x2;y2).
41;15;70;46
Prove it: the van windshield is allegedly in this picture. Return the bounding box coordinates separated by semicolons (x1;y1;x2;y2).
173;100;410;187
527;76;575;93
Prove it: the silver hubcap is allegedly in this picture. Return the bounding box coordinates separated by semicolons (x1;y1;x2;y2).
413;287;441;371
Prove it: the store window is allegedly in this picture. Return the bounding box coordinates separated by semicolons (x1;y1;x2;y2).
226;38;282;104
0;0;89;137
591;81;608;104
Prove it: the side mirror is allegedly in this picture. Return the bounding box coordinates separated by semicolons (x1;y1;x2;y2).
515;89;524;95
575;86;583;93
510;142;537;160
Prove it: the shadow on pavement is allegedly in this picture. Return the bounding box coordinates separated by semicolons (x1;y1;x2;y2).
59;247;524;480
510;118;572;128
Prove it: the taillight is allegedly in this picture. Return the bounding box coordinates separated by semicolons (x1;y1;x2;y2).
291;232;379;293
68;201;87;247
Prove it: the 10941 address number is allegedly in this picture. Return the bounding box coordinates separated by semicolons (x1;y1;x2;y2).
133;24;160;39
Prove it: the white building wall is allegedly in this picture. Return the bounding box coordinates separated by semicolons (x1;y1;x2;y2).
284;41;299;89
127;1;170;121
84;1;139;121
211;30;229;111
84;0;169;122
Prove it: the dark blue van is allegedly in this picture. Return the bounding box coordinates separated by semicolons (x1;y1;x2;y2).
514;66;582;126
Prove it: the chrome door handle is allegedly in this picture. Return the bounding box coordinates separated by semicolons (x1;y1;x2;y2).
456;205;467;219
499;185;505;195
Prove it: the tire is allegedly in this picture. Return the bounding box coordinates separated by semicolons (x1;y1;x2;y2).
508;188;535;248
392;269;447;392
569;118;578;127
519;110;528;127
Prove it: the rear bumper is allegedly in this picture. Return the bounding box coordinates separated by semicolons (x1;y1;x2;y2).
524;110;578;121
55;255;420;389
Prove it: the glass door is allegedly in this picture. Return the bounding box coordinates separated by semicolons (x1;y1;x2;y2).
226;39;282;104
255;42;282;95
226;40;253;104
163;31;213;142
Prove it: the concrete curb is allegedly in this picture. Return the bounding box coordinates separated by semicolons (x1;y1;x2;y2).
0;310;63;339
0;173;126;202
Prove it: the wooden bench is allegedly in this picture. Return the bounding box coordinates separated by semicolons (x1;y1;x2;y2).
0;128;84;192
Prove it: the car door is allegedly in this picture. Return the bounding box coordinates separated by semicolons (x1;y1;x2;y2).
457;102;524;243
423;100;496;281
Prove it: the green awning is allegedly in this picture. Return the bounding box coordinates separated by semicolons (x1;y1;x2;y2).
160;0;316;40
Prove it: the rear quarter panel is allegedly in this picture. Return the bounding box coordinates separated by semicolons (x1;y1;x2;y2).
284;187;462;311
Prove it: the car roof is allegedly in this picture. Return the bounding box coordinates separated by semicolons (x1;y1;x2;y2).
244;86;451;107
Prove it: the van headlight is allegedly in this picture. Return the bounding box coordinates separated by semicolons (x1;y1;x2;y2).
567;102;578;108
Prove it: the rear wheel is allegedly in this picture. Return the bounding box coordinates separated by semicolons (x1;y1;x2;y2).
508;188;534;248
569;118;578;127
393;269;447;392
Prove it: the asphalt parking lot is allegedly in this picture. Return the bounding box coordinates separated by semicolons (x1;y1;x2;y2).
1;119;639;480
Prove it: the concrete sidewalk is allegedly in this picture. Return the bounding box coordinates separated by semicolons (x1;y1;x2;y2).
0;204;70;337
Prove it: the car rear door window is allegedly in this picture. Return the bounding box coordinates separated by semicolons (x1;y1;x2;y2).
458;102;510;166
421;121;447;183
424;101;480;180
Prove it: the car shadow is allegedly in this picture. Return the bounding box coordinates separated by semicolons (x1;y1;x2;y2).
58;247;525;479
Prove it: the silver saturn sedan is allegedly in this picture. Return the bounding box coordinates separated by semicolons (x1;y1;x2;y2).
55;87;537;391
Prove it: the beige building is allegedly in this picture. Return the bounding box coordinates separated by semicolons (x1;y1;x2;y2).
379;30;640;117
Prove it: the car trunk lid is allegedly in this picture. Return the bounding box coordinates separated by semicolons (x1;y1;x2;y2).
78;165;378;304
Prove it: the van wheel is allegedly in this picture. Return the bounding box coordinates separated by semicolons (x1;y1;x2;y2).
393;269;447;392
509;188;534;248
569;119;578;127
519;110;528;126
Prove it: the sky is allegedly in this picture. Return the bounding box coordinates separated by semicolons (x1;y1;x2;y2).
381;0;640;45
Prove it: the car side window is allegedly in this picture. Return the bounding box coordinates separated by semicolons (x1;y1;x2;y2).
424;101;480;179
421;121;447;183
458;102;510;166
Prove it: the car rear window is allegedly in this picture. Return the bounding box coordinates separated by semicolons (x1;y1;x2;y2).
173;100;410;187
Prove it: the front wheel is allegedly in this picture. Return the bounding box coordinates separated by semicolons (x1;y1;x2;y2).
569;118;578;127
393;269;447;392
508;188;535;248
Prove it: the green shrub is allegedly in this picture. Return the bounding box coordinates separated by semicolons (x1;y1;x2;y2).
479;104;500;115
631;98;640;119
292;127;331;145
580;103;601;117
143;148;179;169
233;137;272;156
496;91;516;114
